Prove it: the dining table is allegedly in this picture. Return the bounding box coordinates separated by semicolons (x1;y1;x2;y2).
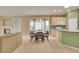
29;31;49;43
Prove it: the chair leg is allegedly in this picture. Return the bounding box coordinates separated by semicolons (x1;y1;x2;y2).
47;37;49;41
30;37;33;42
42;37;45;43
35;38;38;43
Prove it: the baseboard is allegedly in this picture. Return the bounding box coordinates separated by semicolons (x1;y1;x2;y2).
58;42;79;51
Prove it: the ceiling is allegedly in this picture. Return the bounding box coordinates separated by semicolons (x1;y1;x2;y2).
0;6;79;16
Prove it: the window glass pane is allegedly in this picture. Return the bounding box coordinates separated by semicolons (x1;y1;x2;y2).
35;21;42;32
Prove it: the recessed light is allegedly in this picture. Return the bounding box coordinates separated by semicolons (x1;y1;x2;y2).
39;19;42;21
37;19;39;21
54;9;57;12
59;10;62;12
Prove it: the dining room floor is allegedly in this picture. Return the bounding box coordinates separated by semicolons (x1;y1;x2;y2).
13;35;79;53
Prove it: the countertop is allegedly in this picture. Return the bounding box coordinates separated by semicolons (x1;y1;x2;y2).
57;29;79;32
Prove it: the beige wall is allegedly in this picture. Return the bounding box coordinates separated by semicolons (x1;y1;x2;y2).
0;16;13;35
0;17;3;35
0;16;54;35
20;16;30;35
0;16;30;35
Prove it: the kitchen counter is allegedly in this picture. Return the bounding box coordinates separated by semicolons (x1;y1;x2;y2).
0;32;22;53
59;29;79;49
0;32;21;39
57;29;79;32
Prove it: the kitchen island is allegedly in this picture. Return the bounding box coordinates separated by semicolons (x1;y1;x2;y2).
59;29;79;49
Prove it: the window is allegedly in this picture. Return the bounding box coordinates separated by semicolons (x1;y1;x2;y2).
30;19;50;32
35;21;42;32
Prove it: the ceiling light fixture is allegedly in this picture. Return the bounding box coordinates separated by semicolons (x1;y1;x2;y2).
59;10;62;12
54;9;57;12
37;19;39;21
64;6;69;8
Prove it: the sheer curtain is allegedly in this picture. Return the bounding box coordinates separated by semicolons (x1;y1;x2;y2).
30;20;34;31
30;19;49;33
